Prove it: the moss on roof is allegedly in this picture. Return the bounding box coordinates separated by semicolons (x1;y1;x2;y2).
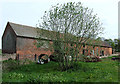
8;22;111;48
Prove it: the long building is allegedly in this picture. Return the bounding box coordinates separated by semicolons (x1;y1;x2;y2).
2;22;112;60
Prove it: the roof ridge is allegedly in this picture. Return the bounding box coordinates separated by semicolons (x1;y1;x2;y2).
8;21;36;29
6;22;111;48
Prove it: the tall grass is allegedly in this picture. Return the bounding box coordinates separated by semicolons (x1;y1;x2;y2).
2;57;119;83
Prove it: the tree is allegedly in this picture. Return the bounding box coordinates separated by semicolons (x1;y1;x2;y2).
104;39;113;48
118;39;120;52
104;39;115;48
37;2;103;71
104;39;120;52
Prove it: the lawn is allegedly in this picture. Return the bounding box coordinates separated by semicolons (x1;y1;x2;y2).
2;56;119;83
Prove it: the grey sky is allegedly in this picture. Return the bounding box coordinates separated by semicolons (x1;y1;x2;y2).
0;0;119;49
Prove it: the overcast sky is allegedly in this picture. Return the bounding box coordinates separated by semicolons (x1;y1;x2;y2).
0;0;119;49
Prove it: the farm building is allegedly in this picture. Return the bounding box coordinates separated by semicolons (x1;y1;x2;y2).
2;22;112;60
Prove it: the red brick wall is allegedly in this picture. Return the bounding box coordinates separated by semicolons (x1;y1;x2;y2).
78;45;112;56
16;37;112;60
16;37;52;60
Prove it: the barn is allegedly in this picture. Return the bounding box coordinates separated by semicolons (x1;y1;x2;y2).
2;22;112;61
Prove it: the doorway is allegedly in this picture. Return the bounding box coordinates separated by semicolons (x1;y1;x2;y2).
102;51;104;56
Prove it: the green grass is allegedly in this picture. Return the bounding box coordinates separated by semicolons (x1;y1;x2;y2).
2;56;119;83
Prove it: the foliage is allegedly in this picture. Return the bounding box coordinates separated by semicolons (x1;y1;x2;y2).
2;59;33;72
2;59;19;72
2;57;119;83
118;39;120;52
83;56;101;62
22;58;33;65
104;39;120;52
104;39;115;48
37;2;103;71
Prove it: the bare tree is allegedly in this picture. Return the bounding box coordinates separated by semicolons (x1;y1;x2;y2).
37;2;103;71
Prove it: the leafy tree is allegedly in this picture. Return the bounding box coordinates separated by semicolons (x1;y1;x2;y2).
37;2;103;71
104;39;114;48
96;37;103;41
114;39;120;52
104;39;120;52
118;39;120;52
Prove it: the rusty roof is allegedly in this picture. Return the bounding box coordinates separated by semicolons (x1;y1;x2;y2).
8;22;111;48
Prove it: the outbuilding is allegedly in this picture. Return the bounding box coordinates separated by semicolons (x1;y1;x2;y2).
2;22;112;60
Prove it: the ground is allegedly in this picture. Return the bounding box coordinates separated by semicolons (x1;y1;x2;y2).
2;55;119;83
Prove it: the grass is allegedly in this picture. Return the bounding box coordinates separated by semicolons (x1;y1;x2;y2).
2;56;119;83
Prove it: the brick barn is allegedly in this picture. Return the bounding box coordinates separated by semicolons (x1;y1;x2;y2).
2;22;112;60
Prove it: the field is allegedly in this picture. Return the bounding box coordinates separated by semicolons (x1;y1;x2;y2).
2;56;119;83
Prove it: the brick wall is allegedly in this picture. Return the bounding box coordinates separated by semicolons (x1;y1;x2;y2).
15;37;112;60
16;37;52;60
2;24;16;54
78;45;112;56
2;53;16;61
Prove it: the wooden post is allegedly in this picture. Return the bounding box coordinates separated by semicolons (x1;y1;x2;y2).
38;56;40;61
17;54;19;65
18;54;19;60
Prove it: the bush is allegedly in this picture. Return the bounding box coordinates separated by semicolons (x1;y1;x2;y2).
22;59;33;65
49;54;59;62
2;60;19;72
9;73;25;79
8;58;13;61
83;56;101;62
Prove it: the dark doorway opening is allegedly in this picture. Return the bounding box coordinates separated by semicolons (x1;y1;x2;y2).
102;51;104;56
83;49;85;55
38;54;46;61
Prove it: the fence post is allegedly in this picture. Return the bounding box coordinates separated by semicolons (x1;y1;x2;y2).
16;54;19;65
38;56;40;62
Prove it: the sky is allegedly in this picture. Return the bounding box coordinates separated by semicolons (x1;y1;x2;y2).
0;0;119;49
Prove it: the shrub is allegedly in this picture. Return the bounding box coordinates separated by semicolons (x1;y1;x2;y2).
9;73;25;79
83;56;101;62
22;58;33;65
8;58;13;61
2;60;19;72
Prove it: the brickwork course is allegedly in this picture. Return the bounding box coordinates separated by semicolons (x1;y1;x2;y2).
2;22;112;60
